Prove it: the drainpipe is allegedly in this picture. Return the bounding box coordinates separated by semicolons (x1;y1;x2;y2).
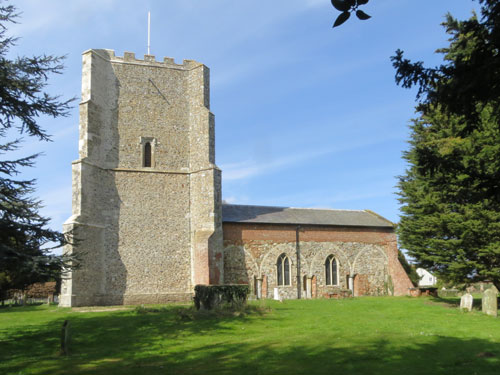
296;225;301;299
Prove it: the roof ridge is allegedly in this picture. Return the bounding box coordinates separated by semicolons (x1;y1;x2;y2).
288;206;365;212
222;203;287;209
222;203;365;213
364;209;395;226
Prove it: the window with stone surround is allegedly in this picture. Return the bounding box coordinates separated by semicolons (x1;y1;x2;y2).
325;255;338;286
277;253;290;286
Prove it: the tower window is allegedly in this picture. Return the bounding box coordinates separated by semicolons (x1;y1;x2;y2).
140;137;155;168
277;253;291;286
325;255;338;286
144;142;152;167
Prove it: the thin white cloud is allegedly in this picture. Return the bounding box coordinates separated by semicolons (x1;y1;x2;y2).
10;0;118;36
3;123;78;160
51;124;78;141
221;147;332;181
325;190;393;204
211;56;284;88
304;0;328;9
254;183;394;209
38;185;73;232
222;195;251;205
220;126;404;183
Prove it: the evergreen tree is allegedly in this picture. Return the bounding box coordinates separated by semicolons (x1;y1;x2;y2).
394;2;500;290
0;2;75;298
397;250;420;287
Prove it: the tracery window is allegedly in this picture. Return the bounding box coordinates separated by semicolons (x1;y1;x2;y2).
143;142;152;167
325;255;338;286
277;253;291;286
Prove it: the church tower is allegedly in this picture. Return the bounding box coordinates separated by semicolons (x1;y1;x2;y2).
60;50;223;307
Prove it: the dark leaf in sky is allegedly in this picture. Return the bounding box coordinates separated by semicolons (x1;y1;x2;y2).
333;11;350;28
331;0;351;12
356;10;371;20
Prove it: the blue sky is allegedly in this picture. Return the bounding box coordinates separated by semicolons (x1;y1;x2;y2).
7;0;479;233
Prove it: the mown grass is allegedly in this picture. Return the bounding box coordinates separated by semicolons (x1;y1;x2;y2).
0;297;499;375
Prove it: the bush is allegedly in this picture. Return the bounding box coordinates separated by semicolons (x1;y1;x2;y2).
194;285;249;310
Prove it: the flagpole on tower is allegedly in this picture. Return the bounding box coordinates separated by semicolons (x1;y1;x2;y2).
147;11;151;55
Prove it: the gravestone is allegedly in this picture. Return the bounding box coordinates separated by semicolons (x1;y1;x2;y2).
273;288;280;300
482;286;498;317
460;293;473;312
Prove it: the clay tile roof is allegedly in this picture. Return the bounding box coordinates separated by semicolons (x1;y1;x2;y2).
221;204;394;228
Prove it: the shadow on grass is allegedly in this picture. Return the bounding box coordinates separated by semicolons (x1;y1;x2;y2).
1;304;499;375
0;303;48;312
428;296;461;308
0;304;275;373
124;337;499;375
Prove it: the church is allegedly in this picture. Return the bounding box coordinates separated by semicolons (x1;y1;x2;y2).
59;50;412;307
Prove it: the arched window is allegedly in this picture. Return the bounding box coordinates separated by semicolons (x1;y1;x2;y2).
325;255;338;286
277;253;291;286
143;142;152;167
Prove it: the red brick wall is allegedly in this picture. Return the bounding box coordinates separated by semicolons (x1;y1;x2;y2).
222;222;413;297
223;223;396;244
354;274;369;297
262;275;268;298
386;239;415;295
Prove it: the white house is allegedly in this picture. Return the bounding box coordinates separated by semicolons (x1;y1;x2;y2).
416;268;437;287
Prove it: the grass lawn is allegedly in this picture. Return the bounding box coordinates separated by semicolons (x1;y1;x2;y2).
1;297;499;374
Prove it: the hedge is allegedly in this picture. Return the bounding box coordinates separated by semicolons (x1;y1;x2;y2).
193;284;250;310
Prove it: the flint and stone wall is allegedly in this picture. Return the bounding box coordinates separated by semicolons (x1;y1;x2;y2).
60;50;222;307
223;223;413;299
59;48;411;307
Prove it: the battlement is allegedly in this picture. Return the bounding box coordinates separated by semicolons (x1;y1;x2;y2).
83;49;203;70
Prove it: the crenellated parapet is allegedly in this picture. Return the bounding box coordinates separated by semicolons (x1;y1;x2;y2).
83;49;203;70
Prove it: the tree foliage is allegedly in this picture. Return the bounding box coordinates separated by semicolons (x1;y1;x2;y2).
395;1;500;290
331;0;371;28
397;250;419;287
0;1;75;299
